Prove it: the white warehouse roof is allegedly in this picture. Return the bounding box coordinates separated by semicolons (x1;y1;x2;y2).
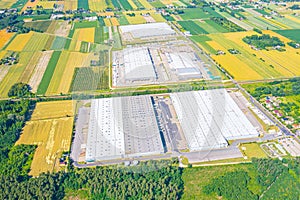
119;22;176;38
170;89;259;151
86;95;164;162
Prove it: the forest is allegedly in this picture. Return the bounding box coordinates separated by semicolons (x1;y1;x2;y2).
243;34;285;49
203;158;300;200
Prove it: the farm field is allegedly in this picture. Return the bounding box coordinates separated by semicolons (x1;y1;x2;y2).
28;50;53;92
0;0;16;8
0;51;34;97
274;29;300;42
124;12;146;24
56;52;90;94
137;0;152;9
23;32;49;52
0;30;14;49
16;100;74;176
64;0;77;10
119;0;133;10
24;21;52;32
89;0;107;11
77;27;95;43
46;51;70;95
78;0;89;10
178;20;208;35
37;51;62;95
5;31;34;51
194;30;300;80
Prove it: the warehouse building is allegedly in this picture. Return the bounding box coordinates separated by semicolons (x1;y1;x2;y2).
85;96;164;162
166;52;202;80
170;89;259;151
123;47;157;82
119;22;176;39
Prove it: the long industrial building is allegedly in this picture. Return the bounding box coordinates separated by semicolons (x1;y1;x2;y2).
170;89;259;151
85;96;164;162
119;22;176;39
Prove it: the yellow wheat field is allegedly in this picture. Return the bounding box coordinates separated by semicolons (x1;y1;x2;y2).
16;101;74;176
64;0;77;10
104;18;112;26
57;52;89;94
98;12;115;17
150;11;166;22
124;11;147;24
110;17;120;26
206;31;300;80
6;31;33;51
78;27;95;43
89;0;107;11
0;0;15;8
211;54;263;80
0;29;14;49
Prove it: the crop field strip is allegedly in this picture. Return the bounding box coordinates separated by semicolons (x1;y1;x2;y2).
89;0;107;11
37;51;62;95
16;100;74;176
51;36;67;50
178;20;208;35
119;0;133;10
24;21;53;32
0;51;35;97
28;51;53;93
78;0;89;10
56;52;90;94
18;51;42;83
23;32;50;52
46;51;70;95
5;31;34;51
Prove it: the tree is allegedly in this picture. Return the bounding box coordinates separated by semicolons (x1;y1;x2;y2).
8;83;32;98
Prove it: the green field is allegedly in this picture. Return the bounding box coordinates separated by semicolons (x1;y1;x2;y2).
190;35;217;54
51;36;67;50
10;0;28;10
178;20;208;35
132;0;144;9
80;41;90;53
24;21;52;32
78;0;89;10
118;13;130;25
70;67;109;92
37;51;62;95
274;29;300;42
94;26;104;44
119;0;133;10
150;0;165;8
254;9;270;16
111;0;121;9
179;7;221;20
202;19;229;33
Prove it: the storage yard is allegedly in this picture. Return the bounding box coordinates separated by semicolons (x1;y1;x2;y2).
73;89;261;163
